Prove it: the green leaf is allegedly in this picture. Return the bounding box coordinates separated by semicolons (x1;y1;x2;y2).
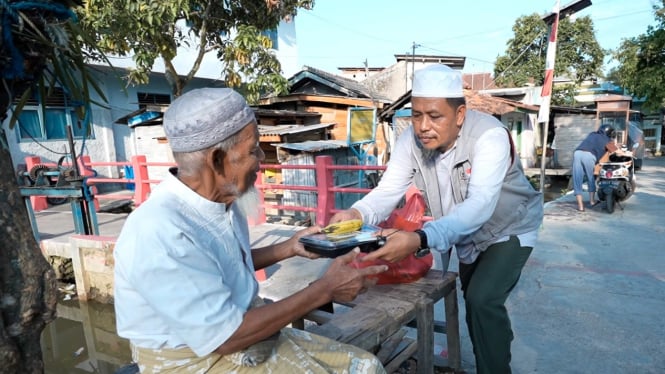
76;0;315;97
494;14;604;88
8;88;33;130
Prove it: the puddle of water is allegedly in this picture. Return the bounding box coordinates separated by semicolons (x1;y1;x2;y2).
42;298;131;373
542;176;570;203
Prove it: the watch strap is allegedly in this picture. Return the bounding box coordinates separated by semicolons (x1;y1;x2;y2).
414;229;428;249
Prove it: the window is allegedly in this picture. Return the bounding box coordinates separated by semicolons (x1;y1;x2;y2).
261;29;279;49
14;88;91;141
136;92;171;108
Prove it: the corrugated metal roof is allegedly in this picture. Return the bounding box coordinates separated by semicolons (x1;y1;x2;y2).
253;108;321;117
284;66;392;103
273;140;348;152
259;123;334;136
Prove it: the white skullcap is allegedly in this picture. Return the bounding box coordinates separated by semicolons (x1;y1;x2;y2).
412;64;464;98
163;88;255;153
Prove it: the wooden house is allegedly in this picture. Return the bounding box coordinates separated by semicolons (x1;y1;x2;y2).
258;65;392;162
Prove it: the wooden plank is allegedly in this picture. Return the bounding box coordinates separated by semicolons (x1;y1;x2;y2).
259;135;281;142
407;319;448;334
523;168;571;177
358;270;456;308
303;309;334;325
384;339;418;374
307;296;414;353
445;286;461;369
416;297;434;374
375;329;408;364
308;305;389;351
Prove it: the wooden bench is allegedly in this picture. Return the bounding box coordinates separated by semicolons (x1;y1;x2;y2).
259;257;461;374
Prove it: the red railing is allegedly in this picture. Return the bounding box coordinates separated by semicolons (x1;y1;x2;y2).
81;155;177;206
256;156;386;226
24;155;387;225
24;155;177;211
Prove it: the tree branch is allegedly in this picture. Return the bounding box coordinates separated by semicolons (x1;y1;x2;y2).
184;0;215;87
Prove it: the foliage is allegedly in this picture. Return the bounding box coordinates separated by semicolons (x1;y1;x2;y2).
493;14;604;92
78;0;314;102
610;1;665;111
551;83;578;106
1;0;107;128
0;2;93;371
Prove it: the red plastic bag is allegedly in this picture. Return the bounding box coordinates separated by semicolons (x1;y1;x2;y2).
351;192;433;285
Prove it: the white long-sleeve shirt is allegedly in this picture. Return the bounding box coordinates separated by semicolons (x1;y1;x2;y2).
354;126;537;263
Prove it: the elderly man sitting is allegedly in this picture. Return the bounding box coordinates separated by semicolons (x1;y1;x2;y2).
113;88;388;373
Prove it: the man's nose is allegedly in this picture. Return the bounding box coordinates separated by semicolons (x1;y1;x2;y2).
416;117;431;133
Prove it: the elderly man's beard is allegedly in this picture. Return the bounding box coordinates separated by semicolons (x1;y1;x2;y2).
235;186;261;222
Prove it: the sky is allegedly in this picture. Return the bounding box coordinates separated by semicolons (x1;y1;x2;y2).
294;0;659;75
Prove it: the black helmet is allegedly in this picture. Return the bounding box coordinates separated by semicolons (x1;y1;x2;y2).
599;124;615;138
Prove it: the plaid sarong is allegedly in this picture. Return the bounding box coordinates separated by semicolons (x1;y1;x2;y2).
131;328;386;374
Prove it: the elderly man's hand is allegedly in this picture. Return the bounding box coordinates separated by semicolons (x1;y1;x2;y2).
319;249;388;302
288;225;322;260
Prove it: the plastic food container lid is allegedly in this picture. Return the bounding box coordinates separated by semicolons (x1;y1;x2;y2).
299;224;381;258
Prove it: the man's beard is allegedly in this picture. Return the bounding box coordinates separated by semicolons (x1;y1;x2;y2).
421;147;440;163
235;186;261;222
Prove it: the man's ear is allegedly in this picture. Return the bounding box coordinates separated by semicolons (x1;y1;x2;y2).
456;104;467;127
208;148;227;174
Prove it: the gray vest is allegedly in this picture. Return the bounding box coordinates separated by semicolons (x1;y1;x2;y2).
410;109;543;255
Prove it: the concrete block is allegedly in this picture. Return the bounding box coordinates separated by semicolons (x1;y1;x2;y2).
68;235;117;302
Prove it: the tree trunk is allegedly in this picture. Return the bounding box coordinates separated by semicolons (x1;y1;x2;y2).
0;129;57;373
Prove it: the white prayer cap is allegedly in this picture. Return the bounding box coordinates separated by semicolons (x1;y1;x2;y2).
163;88;255;153
412;64;464;98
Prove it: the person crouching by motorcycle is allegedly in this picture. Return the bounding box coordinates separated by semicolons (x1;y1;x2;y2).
572;124;626;212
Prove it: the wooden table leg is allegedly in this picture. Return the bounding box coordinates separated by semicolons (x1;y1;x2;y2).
416;297;434;374
444;285;461;369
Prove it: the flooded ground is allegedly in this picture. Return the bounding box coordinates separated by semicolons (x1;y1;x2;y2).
41;176;572;373
541;175;571;203
42;297;131;374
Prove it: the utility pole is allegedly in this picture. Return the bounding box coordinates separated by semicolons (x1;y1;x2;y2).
411;41;421;88
404;51;409;93
364;58;377;108
537;0;592;194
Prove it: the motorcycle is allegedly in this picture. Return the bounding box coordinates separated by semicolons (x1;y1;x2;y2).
596;149;636;214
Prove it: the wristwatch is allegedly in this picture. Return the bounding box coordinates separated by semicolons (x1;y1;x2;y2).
413;229;430;258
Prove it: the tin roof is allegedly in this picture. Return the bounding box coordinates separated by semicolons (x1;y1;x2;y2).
273;140;348;152
258;123;334;136
284;66;392;103
253;108;321;118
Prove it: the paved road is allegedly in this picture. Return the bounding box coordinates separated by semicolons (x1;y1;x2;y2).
34;156;665;373
441;155;665;373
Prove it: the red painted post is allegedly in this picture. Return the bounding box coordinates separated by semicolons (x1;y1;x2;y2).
78;155;100;211
24;156;49;211
255;269;267;282
131;155;151;206
248;170;266;226
315;155;335;227
251;170;267;280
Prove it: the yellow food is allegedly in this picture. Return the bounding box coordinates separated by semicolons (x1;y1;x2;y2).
322;219;363;235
